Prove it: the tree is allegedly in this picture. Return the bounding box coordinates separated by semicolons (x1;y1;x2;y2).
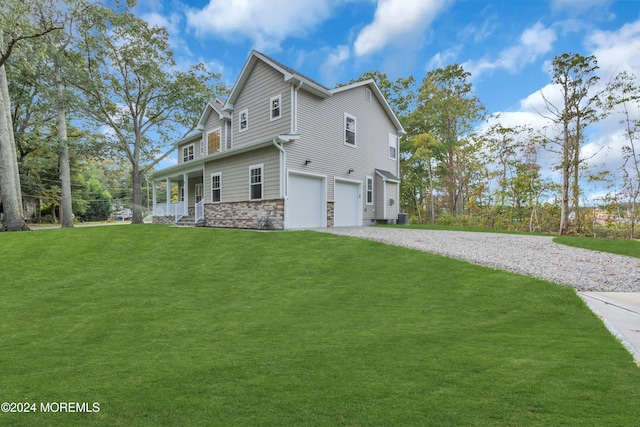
71;7;225;223
407;64;487;217
1;0;62;230
537;53;602;235
606;71;640;238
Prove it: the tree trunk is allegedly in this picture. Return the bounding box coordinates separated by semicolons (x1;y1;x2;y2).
0;62;28;231
54;56;73;228
131;163;143;224
559;122;570;235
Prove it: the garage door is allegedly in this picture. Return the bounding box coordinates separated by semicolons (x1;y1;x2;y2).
287;174;324;228
334;180;361;227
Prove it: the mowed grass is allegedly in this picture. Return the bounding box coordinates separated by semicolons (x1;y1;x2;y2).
0;225;639;426
554;235;640;258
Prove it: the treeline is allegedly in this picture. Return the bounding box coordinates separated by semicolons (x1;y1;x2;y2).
347;56;640;238
2;1;639;237
0;0;226;230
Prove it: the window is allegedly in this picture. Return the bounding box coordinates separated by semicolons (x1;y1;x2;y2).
211;173;221;202
239;109;248;132
344;113;356;147
249;164;263;200
207;129;221;155
388;133;397;160
270;95;281;121
366;176;374;205
182;144;194;162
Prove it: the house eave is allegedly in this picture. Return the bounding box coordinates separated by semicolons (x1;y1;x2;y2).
331;79;406;135
153;135;294;181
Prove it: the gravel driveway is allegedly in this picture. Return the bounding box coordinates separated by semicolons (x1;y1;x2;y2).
319;227;640;293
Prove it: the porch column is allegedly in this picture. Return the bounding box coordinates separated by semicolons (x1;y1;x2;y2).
166;178;171;204
152;180;157;215
183;173;189;216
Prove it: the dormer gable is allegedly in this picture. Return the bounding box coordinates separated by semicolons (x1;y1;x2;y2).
196;97;230;131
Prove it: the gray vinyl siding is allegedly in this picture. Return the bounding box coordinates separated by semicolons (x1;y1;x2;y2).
203;112;231;154
289;85;399;205
232;60;291;147
386;181;399;219
203;146;280;203
177;136;204;164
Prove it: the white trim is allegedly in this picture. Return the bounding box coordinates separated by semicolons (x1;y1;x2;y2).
206;127;222;155
388;133;398;161
366;176;374;205
344;112;356;148
270;94;282;121
182;144;195;163
210;172;222;203
239;108;248;132
249;163;264;200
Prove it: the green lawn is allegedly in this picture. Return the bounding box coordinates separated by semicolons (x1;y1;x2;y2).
1;225;639;426
554;235;640;258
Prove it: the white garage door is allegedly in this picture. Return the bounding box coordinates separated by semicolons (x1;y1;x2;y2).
334;180;361;227
287;174;324;228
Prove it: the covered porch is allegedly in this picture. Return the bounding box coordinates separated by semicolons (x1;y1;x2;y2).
152;167;205;225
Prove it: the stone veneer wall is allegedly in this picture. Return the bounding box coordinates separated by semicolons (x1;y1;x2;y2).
326;201;334;228
204;198;284;230
153;215;175;225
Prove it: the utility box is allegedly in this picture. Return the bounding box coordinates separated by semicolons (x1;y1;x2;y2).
397;213;409;225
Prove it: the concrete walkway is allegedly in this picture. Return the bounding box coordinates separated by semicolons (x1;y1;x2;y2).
579;292;640;365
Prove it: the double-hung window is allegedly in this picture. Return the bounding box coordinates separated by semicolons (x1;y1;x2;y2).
250;164;263;200
211;173;221;203
388;133;397;160
344;113;356;147
239;109;248;132
270;95;281;121
182;144;194;163
366;176;374;205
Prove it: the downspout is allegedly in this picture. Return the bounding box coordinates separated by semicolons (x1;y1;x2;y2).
273;138;286;228
293;81;303;134
272;138;286;199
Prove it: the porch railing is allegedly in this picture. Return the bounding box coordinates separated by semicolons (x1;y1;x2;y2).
174;201;185;222
195;199;205;223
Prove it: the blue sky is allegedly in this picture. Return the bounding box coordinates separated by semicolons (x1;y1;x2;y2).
135;0;640;202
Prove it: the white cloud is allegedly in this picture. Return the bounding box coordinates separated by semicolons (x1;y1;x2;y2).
587;19;640;79
321;45;351;85
427;46;462;70
353;0;448;57
186;0;335;51
464;22;557;79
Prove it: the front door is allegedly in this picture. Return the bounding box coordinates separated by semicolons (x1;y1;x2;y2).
195;183;203;203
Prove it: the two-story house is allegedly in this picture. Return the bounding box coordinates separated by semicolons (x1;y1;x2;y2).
152;50;405;229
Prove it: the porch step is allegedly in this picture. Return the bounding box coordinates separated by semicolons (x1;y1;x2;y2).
174;215;204;227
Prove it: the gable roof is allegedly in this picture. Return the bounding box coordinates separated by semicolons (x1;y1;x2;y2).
332;80;406;135
222;50;405;135
196;97;230;130
223;50;332;111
